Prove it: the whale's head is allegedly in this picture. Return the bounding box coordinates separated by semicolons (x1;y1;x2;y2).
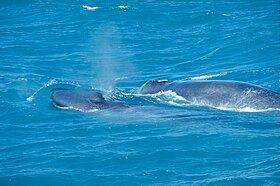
139;80;171;94
51;89;106;110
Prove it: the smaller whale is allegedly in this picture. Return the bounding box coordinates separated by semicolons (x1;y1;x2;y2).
51;89;129;111
139;80;280;110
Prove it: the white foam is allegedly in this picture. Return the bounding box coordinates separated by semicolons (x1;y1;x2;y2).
118;5;129;9
211;106;279;113
167;101;191;107
26;96;34;102
150;90;191;107
82;5;99;11
18;78;28;82
152;90;186;101
139;90;279;113
157;80;169;82
222;13;232;17
54;104;99;113
190;72;227;80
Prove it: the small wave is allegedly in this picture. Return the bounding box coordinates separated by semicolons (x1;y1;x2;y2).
190;72;228;80
222;13;232;17
82;5;99;11
26;80;80;102
117;6;129;9
18;78;28;82
27;80;58;102
196;47;220;61
114;77;129;81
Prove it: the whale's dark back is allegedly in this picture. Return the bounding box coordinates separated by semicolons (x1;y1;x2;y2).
173;81;279;109
140;80;280;110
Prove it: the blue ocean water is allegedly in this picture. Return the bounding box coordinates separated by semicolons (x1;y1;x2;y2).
1;0;280;185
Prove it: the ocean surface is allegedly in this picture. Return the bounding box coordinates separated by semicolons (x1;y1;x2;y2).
1;0;279;185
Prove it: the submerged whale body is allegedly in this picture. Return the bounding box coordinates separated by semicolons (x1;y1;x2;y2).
140;80;280;110
51;89;129;111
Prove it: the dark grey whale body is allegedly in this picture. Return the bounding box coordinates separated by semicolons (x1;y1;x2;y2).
51;89;129;111
140;80;280;110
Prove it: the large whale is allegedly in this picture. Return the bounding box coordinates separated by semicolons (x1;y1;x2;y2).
51;89;129;111
139;80;280;110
